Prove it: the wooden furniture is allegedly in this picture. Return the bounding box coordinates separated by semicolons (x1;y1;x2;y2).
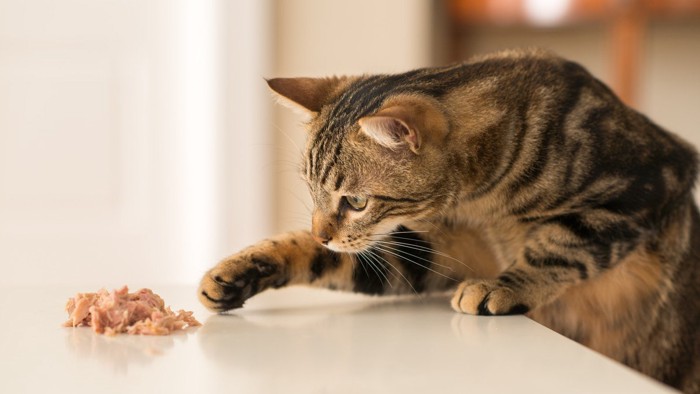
445;0;700;106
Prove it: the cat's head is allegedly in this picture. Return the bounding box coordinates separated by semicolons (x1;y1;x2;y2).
268;76;457;252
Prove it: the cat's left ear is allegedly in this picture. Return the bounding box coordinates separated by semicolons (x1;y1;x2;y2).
266;77;345;115
358;109;421;154
358;97;447;155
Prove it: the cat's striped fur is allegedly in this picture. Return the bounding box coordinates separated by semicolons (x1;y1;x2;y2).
199;49;700;392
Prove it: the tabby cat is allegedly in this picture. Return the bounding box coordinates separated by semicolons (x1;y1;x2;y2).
199;49;700;392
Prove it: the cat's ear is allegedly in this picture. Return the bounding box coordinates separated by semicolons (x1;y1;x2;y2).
358;111;421;154
358;96;448;154
266;77;344;115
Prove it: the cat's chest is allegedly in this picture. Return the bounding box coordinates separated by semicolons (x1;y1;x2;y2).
448;207;530;270
479;221;530;269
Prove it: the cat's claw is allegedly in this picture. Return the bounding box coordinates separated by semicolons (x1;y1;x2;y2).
198;255;284;312
451;280;530;315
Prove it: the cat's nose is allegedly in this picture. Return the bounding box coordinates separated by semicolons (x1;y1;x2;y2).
311;230;331;245
311;211;333;245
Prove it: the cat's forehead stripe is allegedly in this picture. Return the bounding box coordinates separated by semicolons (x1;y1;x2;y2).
311;74;418;185
320;142;343;186
334;173;345;191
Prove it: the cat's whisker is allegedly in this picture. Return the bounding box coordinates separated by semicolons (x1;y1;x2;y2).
414;218;450;238
359;250;397;289
355;253;377;283
354;252;372;282
370;241;455;272
371;230;429;236
271;121;304;155
364;249;418;295
370;239;473;272
283;188;313;214
275;166;305;175
369;234;432;244
371;245;458;282
356;251;391;288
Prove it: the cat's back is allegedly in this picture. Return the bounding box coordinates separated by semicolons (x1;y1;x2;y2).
448;49;697;213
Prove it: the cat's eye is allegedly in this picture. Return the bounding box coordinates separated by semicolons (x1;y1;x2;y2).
344;195;368;211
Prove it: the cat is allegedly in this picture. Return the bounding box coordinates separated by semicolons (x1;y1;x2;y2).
199;49;700;392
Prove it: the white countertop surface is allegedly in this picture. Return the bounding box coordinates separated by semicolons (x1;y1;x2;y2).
0;285;677;394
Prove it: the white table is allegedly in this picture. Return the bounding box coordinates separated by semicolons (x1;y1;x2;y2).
0;286;677;393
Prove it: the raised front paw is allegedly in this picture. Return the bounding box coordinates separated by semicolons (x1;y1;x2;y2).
198;251;288;312
451;280;530;316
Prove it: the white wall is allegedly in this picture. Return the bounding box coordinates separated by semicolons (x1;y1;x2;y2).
0;0;273;286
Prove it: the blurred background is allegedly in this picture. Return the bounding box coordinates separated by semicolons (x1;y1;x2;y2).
1;0;698;287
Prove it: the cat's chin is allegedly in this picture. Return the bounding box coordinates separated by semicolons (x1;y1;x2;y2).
323;242;371;254
324;244;355;254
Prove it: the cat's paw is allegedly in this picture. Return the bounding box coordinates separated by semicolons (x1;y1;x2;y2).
198;251;288;312
450;280;530;315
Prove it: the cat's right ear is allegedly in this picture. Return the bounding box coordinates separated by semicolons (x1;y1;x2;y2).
266;77;344;115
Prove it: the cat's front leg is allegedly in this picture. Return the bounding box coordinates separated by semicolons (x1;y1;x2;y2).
198;226;458;312
198;230;342;312
451;218;627;315
450;260;571;316
198;248;286;312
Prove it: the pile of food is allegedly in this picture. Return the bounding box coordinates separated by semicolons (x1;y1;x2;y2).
63;286;201;336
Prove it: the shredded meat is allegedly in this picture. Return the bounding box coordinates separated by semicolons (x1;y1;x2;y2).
63;286;201;335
